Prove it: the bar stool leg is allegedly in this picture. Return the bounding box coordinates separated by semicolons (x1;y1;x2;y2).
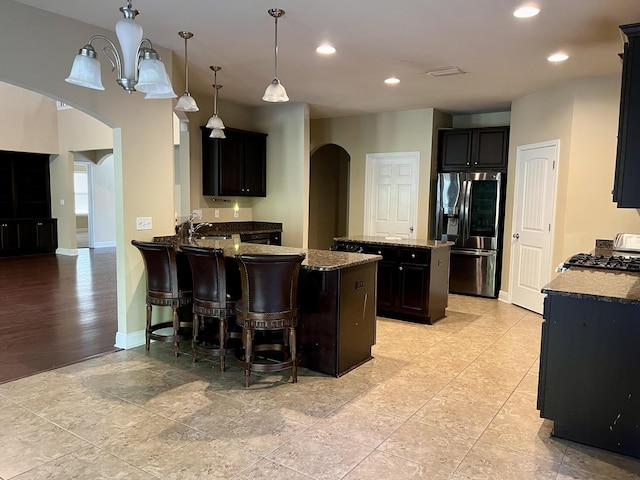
192;312;199;363
145;304;152;351
244;327;253;387
289;327;297;383
172;307;180;357
219;317;227;372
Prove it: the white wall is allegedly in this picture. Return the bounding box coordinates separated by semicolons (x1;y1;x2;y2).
92;153;116;247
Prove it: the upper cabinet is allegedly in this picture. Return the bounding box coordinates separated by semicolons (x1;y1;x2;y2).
613;23;640;208
0;151;52;219
202;127;268;197
438;126;509;171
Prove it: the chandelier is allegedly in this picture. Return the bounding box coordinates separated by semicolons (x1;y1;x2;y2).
65;1;174;98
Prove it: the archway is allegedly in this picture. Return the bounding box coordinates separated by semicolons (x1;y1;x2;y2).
308;144;350;249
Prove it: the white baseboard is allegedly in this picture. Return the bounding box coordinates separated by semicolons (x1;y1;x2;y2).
94;241;116;248
498;290;510;303
56;248;79;256
115;330;146;349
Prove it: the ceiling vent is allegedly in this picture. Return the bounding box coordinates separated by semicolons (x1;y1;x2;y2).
427;67;465;77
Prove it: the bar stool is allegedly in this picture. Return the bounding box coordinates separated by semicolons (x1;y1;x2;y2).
235;253;306;387
181;245;241;371
131;240;193;356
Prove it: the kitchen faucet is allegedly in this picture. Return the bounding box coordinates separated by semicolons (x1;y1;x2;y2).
187;212;212;241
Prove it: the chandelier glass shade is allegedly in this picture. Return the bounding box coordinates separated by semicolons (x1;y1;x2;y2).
65;1;174;98
262;8;289;102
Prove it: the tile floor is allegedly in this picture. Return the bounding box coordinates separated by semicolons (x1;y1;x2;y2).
1;294;640;479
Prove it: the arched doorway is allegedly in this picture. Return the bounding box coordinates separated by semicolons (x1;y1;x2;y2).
308;144;350;249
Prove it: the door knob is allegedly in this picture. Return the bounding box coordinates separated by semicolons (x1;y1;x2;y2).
513;233;520;239
409;226;414;232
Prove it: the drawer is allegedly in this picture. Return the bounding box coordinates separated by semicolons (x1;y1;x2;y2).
362;245;397;261
399;248;430;264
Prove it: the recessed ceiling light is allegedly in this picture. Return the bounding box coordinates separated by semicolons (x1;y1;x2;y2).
316;44;336;55
547;52;569;62
514;5;540;18
384;77;400;85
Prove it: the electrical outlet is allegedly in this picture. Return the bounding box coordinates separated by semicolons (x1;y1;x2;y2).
234;209;239;218
214;209;220;218
136;216;152;230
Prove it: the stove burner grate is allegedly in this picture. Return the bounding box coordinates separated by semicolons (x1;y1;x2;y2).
564;253;640;272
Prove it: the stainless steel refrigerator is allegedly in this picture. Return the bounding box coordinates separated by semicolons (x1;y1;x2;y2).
435;171;504;298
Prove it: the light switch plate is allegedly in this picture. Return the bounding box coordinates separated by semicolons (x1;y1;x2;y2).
136;217;152;230
214;209;220;218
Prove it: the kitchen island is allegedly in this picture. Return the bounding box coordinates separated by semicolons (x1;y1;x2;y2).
190;238;381;377
333;236;452;324
538;267;640;459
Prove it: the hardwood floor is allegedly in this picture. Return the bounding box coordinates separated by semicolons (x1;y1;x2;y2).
0;248;118;384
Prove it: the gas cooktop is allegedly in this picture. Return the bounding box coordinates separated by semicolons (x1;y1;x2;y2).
564;253;640;272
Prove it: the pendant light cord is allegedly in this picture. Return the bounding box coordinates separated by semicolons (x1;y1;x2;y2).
183;36;189;93
273;15;279;80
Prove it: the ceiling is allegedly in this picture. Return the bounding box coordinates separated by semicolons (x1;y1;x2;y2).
13;0;640;119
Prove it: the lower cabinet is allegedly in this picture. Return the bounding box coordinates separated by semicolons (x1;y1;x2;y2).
358;244;450;324
538;293;640;458
297;262;377;376
0;218;58;256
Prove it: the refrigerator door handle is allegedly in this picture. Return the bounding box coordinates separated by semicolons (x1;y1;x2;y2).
453;249;497;257
461;177;472;242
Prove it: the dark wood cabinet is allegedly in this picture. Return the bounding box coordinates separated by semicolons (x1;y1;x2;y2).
0;151;57;256
0;218;57;256
298;262;377;376
613;23;640;208
202;127;267;197
335;242;450;324
438;127;509;171
538;292;640;459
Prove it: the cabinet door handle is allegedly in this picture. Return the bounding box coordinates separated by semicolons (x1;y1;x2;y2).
411;253;416;259
399;266;403;271
377;250;382;255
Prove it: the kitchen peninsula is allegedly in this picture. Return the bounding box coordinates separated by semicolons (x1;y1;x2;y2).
538;266;640;459
190;238;381;377
333;236;452;324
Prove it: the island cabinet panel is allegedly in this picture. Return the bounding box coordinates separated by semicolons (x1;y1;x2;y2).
356;243;449;324
298;262;377;377
438;127;509;171
538;293;640;458
201;127;267;197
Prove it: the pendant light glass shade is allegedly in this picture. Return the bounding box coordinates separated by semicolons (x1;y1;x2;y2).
206;115;225;129
175;93;199;111
209;128;226;139
175;31;199;112
65;46;105;90
263;8;289;103
263;79;289;102
65;1;173;96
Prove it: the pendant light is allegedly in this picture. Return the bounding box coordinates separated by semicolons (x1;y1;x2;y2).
262;8;289;102
175;31;199;112
206;66;226;138
65;0;174;97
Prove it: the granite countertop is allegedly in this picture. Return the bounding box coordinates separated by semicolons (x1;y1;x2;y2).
542;267;640;304
191;238;381;272
334;235;453;249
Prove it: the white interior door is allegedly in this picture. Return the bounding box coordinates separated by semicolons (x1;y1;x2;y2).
364;152;419;239
510;141;559;314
